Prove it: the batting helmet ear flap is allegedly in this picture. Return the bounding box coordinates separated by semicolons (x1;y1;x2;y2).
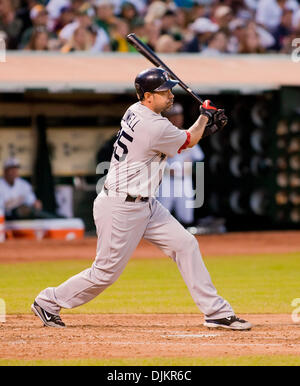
135;82;144;100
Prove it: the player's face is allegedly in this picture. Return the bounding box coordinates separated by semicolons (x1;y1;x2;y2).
143;89;174;114
4;167;19;185
152;89;174;113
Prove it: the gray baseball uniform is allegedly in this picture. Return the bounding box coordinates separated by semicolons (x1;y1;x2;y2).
35;101;234;319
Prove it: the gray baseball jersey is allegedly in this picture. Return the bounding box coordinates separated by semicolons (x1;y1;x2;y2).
35;101;234;320
105;102;188;197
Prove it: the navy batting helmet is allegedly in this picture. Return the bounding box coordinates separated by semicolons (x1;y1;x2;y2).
135;68;179;100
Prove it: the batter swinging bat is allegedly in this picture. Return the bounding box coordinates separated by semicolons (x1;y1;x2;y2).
126;33;204;105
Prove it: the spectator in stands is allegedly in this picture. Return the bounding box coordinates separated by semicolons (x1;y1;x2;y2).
24;25;49;50
128;16;150;49
293;8;300;31
1;0;298;54
0;157;57;220
212;5;233;31
239;20;266;53
200;30;229;55
52;5;75;35
46;0;71;21
58;2;94;44
228;17;275;53
225;0;252;18
227;18;247;53
136;17;158;50
69;0;86;14
45;0;88;22
144;0;168;26
60;24;93;52
94;0;120;47
174;6;189;33
161;8;184;43
14;0;32;36
18;3;51;49
188;1;206;22
279;30;297;54
123;0;146;16
0;0;24;49
256;0;286;32
89;23;111;52
275;12;298;54
118;1;139;29
255;22;276;50
256;0;299;33
160;9;178;35
182;17;219;52
58;2;110;52
110;17;130;51
154;33;183;52
272;9;294;51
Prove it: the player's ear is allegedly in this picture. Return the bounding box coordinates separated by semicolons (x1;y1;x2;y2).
143;91;153;102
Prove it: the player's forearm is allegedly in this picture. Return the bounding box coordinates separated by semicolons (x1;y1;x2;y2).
186;115;208;148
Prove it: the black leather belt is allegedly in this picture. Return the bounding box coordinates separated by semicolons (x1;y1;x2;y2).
104;186;149;203
125;195;149;203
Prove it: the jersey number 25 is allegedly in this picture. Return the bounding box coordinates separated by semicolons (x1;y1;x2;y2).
113;129;133;162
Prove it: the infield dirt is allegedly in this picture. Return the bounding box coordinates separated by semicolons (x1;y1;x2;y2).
1;313;300;360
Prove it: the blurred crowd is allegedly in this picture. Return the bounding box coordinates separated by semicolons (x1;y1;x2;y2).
0;0;299;54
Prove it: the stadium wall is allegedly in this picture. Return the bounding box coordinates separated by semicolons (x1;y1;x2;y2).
0;53;299;231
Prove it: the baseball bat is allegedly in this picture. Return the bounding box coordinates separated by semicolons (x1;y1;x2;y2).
126;33;204;104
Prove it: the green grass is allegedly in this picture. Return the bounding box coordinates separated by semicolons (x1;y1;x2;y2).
1;355;300;366
1;253;300;367
0;252;299;315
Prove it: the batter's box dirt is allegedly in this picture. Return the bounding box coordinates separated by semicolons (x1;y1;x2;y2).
1;314;300;360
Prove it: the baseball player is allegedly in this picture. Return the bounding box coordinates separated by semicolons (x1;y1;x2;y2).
31;67;252;331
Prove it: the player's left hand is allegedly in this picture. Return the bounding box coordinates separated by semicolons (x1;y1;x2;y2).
213;109;228;129
201;109;228;138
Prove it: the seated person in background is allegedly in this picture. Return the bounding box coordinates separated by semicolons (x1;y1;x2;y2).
0;158;57;220
157;103;205;228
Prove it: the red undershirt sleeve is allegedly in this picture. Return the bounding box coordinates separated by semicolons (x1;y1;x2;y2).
178;131;191;153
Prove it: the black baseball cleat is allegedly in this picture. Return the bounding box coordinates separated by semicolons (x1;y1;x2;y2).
204;315;252;330
31;301;65;328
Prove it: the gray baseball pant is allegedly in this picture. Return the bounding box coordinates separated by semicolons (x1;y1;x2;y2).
35;191;234;319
